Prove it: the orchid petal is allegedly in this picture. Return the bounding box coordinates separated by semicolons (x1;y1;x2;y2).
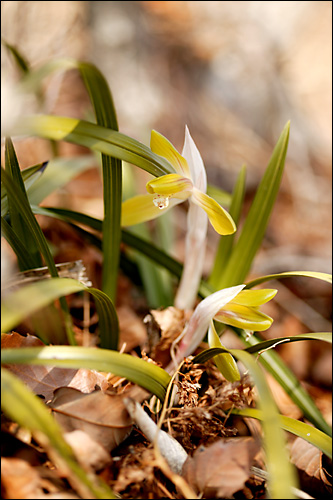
146;173;193;196
121;194;180;226
182;126;207;191
150;130;191;178
232;289;278;307
208;321;240;381
175;284;245;362
191;188;236;235
214;303;274;331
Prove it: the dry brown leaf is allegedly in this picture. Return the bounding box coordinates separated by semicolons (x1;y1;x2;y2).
2;332;110;401
146;307;190;366
117;305;148;352
1;457;79;499
182;437;260;498
48;387;133;452
290;436;332;496
63;429;112;472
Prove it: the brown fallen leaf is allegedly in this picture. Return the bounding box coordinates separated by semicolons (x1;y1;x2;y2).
49;387;133;453
1;457;79;499
290;436;332;497
2;332;110;401
145;307;190;366
182;437;261;498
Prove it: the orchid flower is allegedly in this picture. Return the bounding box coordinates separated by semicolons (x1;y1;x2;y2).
121;127;236;310
167;286;277;373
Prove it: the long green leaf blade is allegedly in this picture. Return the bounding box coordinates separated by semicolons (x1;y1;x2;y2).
232;408;332;458
218;122;290;287
1;277;118;350
209;164;247;288
78;62;122;302
246;271;332;288
17;114;175;177
1;346;171;401
1;368;116;499
4;138;42;269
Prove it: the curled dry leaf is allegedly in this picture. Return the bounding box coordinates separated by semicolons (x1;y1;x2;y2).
48;387;133;469
182;437;261;498
145;307;190;366
1;332;110;401
290;436;332;496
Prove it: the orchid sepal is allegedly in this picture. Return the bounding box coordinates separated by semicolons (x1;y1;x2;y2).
208;321;241;382
150;129;191;178
191;188;236;235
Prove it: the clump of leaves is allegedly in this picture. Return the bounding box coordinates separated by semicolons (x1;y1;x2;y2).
1;44;332;499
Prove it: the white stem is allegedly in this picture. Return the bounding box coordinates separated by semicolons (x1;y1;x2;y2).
123;397;188;474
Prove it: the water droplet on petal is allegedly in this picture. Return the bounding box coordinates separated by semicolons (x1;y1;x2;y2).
153;195;170;209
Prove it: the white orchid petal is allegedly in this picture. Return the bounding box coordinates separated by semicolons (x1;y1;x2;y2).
175;284;245;362
182;125;207;191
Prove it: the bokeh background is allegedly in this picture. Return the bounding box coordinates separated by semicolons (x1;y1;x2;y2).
1;1;332;385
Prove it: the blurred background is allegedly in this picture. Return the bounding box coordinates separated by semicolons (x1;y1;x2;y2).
1;0;332;410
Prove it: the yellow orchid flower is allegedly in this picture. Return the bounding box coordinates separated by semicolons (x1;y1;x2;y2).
214;288;277;331
121;126;236;310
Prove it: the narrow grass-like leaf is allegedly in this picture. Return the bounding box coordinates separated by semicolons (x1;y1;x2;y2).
209;164;246;288
2;39;30;73
1;166;75;344
218;122;290;288
1;161;47;216
208;321;240;381
232;408;332;458
18;114;175;177
4;138;42;269
244;332;332;354
1;216;37;270
77;62;122;302
245;271;332;288
1;346;171;401
1;277;118;350
1;368;116;499
194;346;298;498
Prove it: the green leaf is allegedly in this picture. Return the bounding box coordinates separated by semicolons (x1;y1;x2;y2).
209;164;246;288
4;138;42;269
194;346;298;498
1;368;116;499
1;277;119;350
1;346;171;401
1;166;75;345
245;271;332;288
218;122;290;287
232;408;332;458
208;321;240;381
1;161;48;216
244;332;332;354
17;114;175;177
1;216;38;270
77;61;122;302
2;39;30;73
